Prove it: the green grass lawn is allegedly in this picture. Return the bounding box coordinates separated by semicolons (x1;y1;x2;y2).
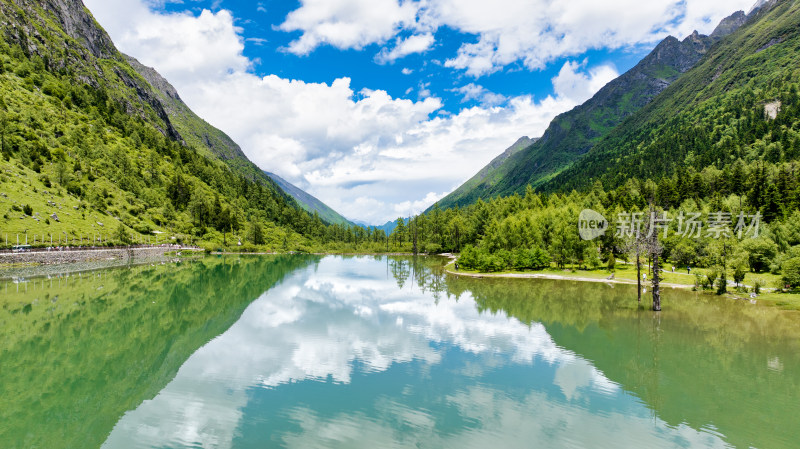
449;260;699;286
748;292;800;311
447;258;800;310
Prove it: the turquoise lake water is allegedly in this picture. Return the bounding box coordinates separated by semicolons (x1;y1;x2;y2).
2;255;798;448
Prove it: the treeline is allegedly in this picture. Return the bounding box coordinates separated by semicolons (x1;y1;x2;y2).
553;84;800;196
391;165;800;289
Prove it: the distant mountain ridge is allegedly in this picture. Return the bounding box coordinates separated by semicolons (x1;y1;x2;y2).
264;172;353;226
433;136;535;210
433;9;749;209
371;218;408;235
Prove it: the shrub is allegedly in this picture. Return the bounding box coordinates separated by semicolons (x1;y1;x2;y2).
134;222;153;235
781;257;800;289
733;265;747;287
705;269;718;290
66;182;82;197
742;237;779;273
423;242;441;254
115;224;131;245
22;204;33;216
670;239;699;267
458;245;480;269
14;63;30;78
584;246;602;270
530;247;552;270
478;254;506;272
716;272;727;295
607;254;616;271
694;272;703;290
42;80;66;100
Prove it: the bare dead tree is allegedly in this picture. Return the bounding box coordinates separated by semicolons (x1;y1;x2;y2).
620;233;646;305
647;227;663;311
643;203;664;312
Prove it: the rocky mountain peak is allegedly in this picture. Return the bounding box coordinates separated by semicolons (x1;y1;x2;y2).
125;55;183;103
711;11;748;38
1;0;116;59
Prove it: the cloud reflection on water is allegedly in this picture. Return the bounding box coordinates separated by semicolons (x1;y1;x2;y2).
103;256;728;449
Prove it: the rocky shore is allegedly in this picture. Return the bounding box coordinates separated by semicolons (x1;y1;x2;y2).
0;246;200;280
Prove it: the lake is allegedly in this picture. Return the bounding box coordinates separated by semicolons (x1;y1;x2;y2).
1;255;798;448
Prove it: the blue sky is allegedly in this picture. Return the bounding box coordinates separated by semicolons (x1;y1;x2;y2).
84;0;755;224
159;0;647;113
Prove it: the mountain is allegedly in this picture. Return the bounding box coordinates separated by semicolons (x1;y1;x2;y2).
374;218;408;235
124;57;247;165
543;0;799;193
352;218;408;235
433;136;535;210
264;171;352;226
123;56;289;190
710;11;747;38
434;10;748;209
0;0;327;249
126;56;357;228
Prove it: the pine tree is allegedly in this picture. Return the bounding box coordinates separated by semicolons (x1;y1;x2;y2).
761;184;783;222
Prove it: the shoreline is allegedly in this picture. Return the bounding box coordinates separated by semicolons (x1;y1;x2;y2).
443;266;694;289
439;259;800;311
210;251;423;257
0;246;204;281
4;251;796;310
0;250;690;289
0;250;434;280
0;250;771;294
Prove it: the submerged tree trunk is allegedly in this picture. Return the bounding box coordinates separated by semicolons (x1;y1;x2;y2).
652;249;661;311
645;202;662;312
637;253;641;304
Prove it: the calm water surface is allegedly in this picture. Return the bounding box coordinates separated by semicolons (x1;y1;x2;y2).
1;255;799;448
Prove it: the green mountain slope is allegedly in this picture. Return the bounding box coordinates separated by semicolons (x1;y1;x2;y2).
434;10;746;209
124;56;291;192
544;0;800;194
0;0;327;250
433;136;534;210
264;171;353;226
128;57;353;227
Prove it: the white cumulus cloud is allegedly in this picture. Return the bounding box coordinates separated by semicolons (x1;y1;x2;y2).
433;0;754;76
87;0;622;223
278;0;419;55
277;0;754;76
85;1;248;86
552;60;619;105
453;83;508;106
376;33;435;63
